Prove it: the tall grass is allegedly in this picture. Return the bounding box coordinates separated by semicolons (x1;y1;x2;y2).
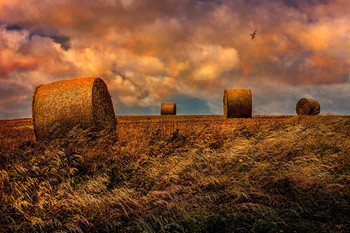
0;115;349;232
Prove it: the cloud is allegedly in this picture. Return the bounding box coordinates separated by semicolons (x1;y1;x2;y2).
0;0;349;118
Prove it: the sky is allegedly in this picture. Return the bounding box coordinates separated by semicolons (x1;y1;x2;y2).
0;0;349;118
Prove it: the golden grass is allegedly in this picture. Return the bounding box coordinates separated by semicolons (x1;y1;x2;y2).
32;77;116;141
0;115;349;232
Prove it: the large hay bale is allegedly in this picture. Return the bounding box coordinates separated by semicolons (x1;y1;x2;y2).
223;89;252;118
161;103;177;115
295;98;320;115
32;77;116;140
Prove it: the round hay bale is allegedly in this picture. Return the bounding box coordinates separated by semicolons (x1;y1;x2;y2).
161;103;177;115
32;77;116;140
223;89;252;118
295;98;320;115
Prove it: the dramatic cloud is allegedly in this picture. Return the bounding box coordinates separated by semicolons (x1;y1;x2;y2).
0;0;349;118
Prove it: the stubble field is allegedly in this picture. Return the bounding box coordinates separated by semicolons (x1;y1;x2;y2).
0;115;349;232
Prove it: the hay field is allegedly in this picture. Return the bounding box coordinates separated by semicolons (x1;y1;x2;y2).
0;115;350;232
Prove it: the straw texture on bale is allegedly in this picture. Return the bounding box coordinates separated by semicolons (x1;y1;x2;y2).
295;98;320;115
32;77;116;140
161;103;177;115
223;89;252;118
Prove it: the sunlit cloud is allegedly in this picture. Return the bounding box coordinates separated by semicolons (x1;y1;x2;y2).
0;0;349;118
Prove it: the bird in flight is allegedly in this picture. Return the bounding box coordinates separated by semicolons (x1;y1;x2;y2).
250;29;257;40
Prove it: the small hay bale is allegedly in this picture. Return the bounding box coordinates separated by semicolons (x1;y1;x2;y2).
295;98;320;115
223;89;252;118
161;103;177;115
32;77;116;140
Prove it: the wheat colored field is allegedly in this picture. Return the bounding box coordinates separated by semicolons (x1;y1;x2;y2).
0;115;349;232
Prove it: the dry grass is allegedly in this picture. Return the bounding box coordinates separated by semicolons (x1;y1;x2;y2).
0;115;349;232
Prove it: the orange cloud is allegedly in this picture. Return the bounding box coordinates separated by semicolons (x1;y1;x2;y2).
1;59;38;73
312;56;337;68
1;0;350;117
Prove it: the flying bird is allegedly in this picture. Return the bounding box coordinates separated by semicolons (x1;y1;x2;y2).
250;29;257;40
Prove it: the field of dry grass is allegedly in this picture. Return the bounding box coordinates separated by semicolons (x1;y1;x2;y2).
0;115;349;232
